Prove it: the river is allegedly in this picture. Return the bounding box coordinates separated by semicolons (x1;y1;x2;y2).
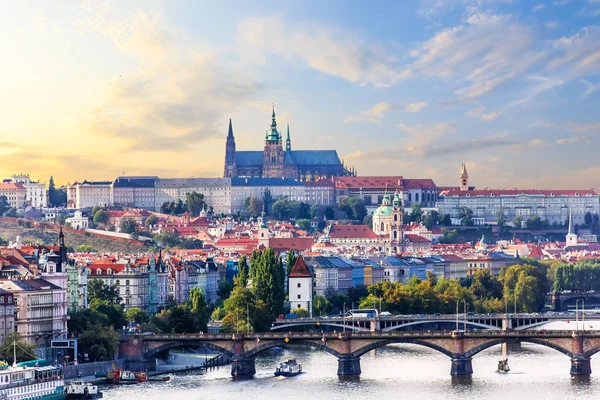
102;322;600;400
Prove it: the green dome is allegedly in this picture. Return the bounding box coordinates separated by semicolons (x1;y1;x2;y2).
373;205;392;216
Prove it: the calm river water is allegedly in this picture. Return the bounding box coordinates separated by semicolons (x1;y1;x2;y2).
102;322;600;400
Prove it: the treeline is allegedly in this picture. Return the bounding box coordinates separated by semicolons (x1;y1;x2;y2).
160;192;210;217
552;260;600;292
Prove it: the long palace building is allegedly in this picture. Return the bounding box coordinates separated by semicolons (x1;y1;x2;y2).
223;107;354;180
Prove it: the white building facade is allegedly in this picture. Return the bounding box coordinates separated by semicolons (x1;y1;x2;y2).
10;174;47;208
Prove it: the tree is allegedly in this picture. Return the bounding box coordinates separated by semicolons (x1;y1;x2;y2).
90;300;127;329
496;210;507;227
189;287;209;332
295;307;310;317
0;332;37;364
459;207;473;226
144;214;158;227
585;211;593;227
313;295;332;316
324;206;335;220
250;248;285;322
286;251;297;276
263;190;273;215
48;176;56;207
440;214;452;226
92;205;102;216
363;214;373;227
245;196;263;217
438;228;462;244
93;210;109;224
337;197;366;221
296;219;311;231
236;255;249;288
410;203;423;223
513;215;523;228
119;218;137;234
0;196;10;216
218;280;234;301
126;308;149;324
186;191;205;217
526;216;548;230
309;204;321;219
88;279;122;305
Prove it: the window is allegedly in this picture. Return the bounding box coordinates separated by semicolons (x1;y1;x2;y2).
297;294;301;299
0;297;3;305
126;280;130;286
381;222;384;231
297;283;301;288
394;214;398;222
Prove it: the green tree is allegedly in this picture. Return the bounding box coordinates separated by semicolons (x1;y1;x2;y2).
186;191;205;217
496;210;507;227
459;207;474;226
126;308;149;324
0;196;10;215
309;204;321;219
263;190;273;215
513;215;523;228
90;300;127;329
312;295;332;316
296;219;311;231
295;307;310;317
236;255;249;288
218;280;234;301
338;197;367;221
286;251;297;276
438;228;462;244
0;332;37;364
144;214;158;227
119;218;137;234
91;205;102;216
244;196;263;217
93;210;109;224
585;212;593;227
189;287;209;332
88;279;121;305
324;206;335;220
410;203;423;223
250;248;285;322
48;176;56;207
78;323;120;361
222;286;270;333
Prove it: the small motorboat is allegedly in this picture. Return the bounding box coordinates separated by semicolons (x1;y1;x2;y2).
107;369;138;384
274;358;302;377
497;358;510;373
65;380;103;399
148;376;171;382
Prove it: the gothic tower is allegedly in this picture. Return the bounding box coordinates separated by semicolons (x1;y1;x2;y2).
565;208;578;248
460;163;469;191
286;123;291;152
390;189;404;254
223;119;237;177
262;107;286;178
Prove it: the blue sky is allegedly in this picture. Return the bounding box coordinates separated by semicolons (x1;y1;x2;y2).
0;0;599;189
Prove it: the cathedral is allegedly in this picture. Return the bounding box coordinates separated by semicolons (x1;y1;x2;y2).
223;107;354;180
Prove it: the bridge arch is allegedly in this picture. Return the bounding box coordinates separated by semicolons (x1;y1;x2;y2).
144;340;235;359
463;338;573;359
245;339;342;359
351;339;454;359
583;346;600;358
384;320;500;332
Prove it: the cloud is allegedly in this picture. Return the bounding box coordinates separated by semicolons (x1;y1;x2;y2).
580;79;600;97
529;120;556;128
78;10;261;153
545;21;560;29
237;17;404;87
566;122;600;133
555;136;591;145
528;138;548;146
532;4;546;12
344;101;428;123
405;13;544;100
510;75;564;107
465;108;501;121
546;26;600;79
481;111;501;121
423;134;520;157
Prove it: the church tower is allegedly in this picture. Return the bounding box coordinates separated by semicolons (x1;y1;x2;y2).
286;123;291;152
390;190;403;254
460;163;469;191
565;208;578;248
262;107;286;178
223;119;237;177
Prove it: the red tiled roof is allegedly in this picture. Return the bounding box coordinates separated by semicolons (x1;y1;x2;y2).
269;237;314;252
289;255;312;278
328;224;379;239
403;178;437;189
335;176;404;189
88;263;125;274
440;189;598;197
405;234;431;243
0;183;25;190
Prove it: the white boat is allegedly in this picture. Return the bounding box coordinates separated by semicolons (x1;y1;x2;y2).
274;359;302;377
65;380;103;399
0;363;64;400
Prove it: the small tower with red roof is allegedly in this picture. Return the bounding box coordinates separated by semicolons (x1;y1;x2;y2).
288;255;313;316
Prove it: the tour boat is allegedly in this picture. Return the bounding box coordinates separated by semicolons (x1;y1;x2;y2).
147;376;171;382
274;359;302;377
65;380;103;399
0;362;65;400
107;369;138;385
497;358;510;373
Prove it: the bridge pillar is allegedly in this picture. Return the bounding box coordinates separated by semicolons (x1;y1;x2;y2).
231;356;256;378
337;355;361;378
551;293;561;312
450;357;473;376
570;356;592;376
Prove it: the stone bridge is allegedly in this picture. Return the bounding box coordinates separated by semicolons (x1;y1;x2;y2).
271;312;600;332
552;292;600;311
119;330;600;379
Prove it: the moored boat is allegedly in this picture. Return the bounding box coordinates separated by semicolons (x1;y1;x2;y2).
65;380;103;399
107;369;138;385
0;362;65;399
147;376;171;382
497;358;510;373
274;359;302;377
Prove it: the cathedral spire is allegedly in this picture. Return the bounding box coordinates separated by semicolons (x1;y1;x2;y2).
286;123;291;151
227;118;234;139
271;105;277;129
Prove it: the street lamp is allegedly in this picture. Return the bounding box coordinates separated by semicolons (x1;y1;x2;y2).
456;300;467;331
343;302;346;333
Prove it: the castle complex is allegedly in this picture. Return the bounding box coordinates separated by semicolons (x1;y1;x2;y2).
223;107;354;180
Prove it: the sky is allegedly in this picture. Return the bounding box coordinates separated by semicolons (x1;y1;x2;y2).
0;0;599;189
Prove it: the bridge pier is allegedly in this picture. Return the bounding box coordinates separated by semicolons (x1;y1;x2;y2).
337;355;361;378
231;356;256;378
450;358;473;376
570;357;592;376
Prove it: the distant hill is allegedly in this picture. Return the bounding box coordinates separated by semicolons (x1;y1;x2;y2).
0;218;146;254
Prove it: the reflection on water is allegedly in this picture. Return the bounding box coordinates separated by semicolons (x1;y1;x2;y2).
102;342;600;400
